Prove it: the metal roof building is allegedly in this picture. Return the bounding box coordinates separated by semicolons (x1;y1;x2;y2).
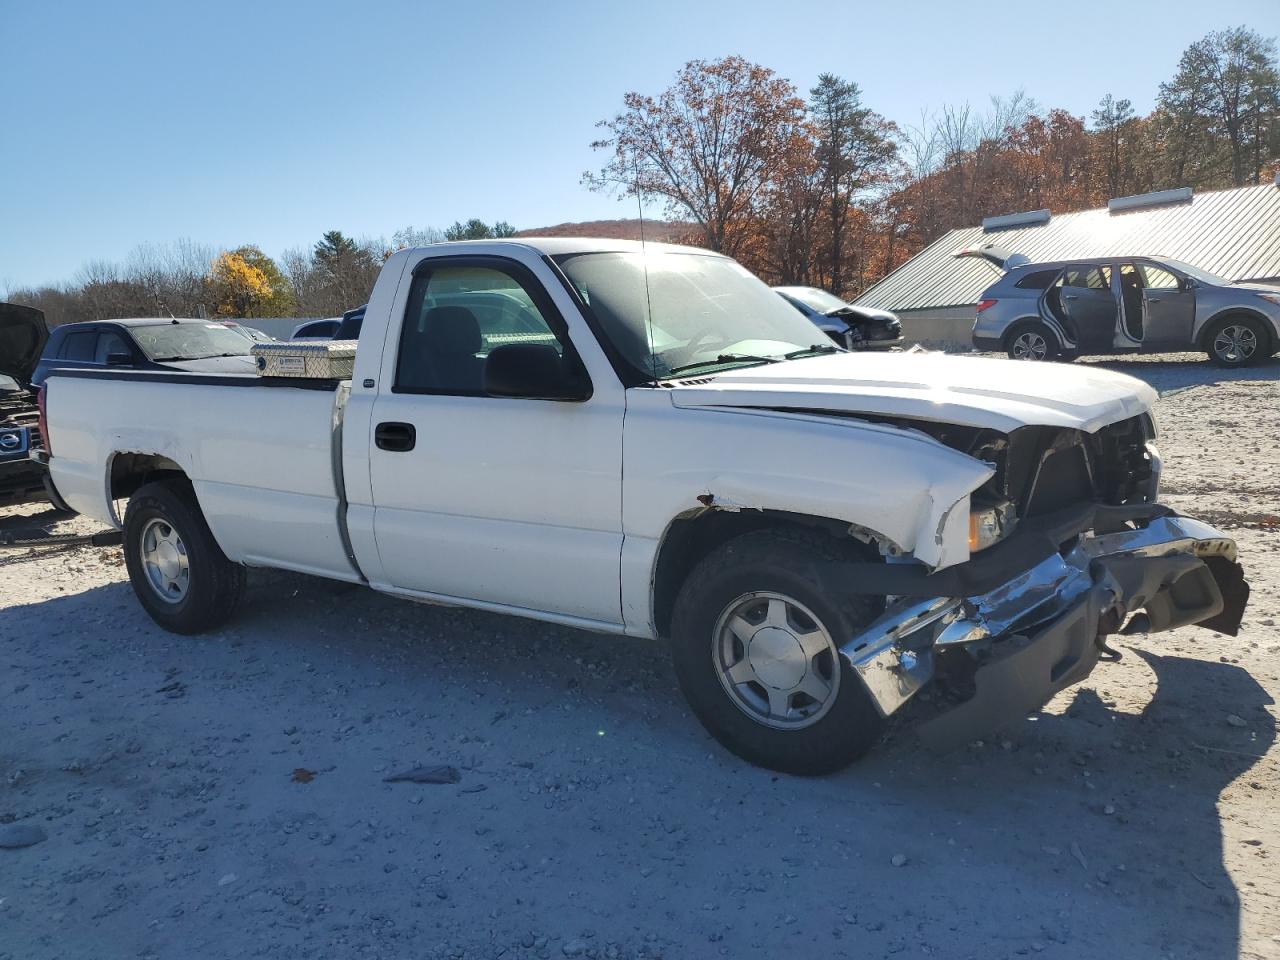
855;181;1280;346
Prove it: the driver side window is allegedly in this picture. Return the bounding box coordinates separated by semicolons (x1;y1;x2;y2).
395;261;568;395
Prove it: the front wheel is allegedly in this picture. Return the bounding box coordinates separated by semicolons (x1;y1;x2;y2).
1206;315;1269;367
123;480;245;634
670;528;886;775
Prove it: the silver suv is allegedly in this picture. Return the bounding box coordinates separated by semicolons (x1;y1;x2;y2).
969;252;1280;366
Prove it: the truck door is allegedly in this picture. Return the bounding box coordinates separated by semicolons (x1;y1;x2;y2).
1052;265;1117;352
364;254;625;626
1137;262;1196;348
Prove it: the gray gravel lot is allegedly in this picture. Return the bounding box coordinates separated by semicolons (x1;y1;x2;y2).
2;354;1278;960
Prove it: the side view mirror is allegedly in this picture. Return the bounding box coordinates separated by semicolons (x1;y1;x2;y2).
105;352;133;366
484;343;590;401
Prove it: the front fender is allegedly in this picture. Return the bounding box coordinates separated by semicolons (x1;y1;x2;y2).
1194;306;1280;348
623;392;994;572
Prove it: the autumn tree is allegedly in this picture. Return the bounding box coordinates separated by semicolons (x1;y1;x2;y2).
755;130;824;285
207;251;272;318
227;245;294;316
586;56;807;258
808;74;897;295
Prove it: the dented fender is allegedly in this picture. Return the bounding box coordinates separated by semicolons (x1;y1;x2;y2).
620;392;996;634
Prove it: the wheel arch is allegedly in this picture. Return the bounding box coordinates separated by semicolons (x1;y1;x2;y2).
1196;307;1277;352
107;451;189;524
649;507;889;640
1003;315;1063;351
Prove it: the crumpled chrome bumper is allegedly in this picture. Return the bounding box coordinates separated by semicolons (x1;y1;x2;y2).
839;512;1248;743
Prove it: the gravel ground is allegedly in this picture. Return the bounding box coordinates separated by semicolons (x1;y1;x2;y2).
2;354;1278;960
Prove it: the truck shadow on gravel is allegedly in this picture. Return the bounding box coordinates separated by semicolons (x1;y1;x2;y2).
881;648;1273;958
3;573;1272;958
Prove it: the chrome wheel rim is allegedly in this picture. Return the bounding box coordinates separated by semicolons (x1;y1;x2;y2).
140;518;189;604
1213;324;1256;363
1010;331;1048;360
713;592;841;730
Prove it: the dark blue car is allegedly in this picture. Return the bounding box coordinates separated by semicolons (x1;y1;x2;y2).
32;318;257;388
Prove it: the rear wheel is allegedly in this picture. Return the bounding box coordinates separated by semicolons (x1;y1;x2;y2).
1205;315;1269;367
123;480;245;634
1004;321;1060;361
670;528;886;775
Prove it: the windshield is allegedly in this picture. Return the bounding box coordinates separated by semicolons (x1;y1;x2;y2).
555;252;834;379
130;322;254;361
223;324;274;343
778;286;850;314
1159;259;1231;286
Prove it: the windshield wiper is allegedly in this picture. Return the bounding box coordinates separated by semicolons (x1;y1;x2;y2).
783;343;842;360
664;354;781;378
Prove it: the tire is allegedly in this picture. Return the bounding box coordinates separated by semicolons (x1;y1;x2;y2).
123;480;245;635
670;528;886;775
1205;314;1269;368
1004;321;1060;361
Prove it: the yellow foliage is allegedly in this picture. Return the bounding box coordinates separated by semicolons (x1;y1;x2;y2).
209;252;272;317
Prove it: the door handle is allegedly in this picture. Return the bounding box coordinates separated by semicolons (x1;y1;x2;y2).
1062;294;1079;300
375;421;416;452
1147;297;1162;303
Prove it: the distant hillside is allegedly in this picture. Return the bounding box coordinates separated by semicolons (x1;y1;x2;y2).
516;218;698;244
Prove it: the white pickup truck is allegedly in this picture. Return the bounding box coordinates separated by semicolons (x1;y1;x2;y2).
41;238;1249;773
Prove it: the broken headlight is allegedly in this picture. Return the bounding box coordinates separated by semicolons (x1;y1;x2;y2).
969;501;1016;553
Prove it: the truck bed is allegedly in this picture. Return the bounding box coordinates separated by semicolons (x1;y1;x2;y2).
45;369;360;580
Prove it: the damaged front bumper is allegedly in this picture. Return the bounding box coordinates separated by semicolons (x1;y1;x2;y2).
840;509;1249;747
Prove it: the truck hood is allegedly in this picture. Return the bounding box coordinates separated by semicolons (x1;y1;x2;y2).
669;351;1157;433
0;303;49;388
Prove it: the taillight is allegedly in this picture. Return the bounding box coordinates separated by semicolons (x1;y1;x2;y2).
37;385;50;457
976;299;998;313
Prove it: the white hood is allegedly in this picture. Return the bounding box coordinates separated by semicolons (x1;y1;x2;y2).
669;351;1156;433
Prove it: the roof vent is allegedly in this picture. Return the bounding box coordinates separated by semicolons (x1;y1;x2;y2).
981;209;1051;232
1108;187;1193;213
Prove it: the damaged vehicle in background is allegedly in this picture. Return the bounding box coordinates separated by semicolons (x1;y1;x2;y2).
0;303;62;509
774;285;904;350
41;239;1249;774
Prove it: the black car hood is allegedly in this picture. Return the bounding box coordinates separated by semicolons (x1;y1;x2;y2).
828;305;899;325
0;303;49;388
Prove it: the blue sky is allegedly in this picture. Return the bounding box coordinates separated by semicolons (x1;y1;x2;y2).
1;0;1270;290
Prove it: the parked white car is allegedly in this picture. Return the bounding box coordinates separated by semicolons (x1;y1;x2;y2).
39;239;1249;773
